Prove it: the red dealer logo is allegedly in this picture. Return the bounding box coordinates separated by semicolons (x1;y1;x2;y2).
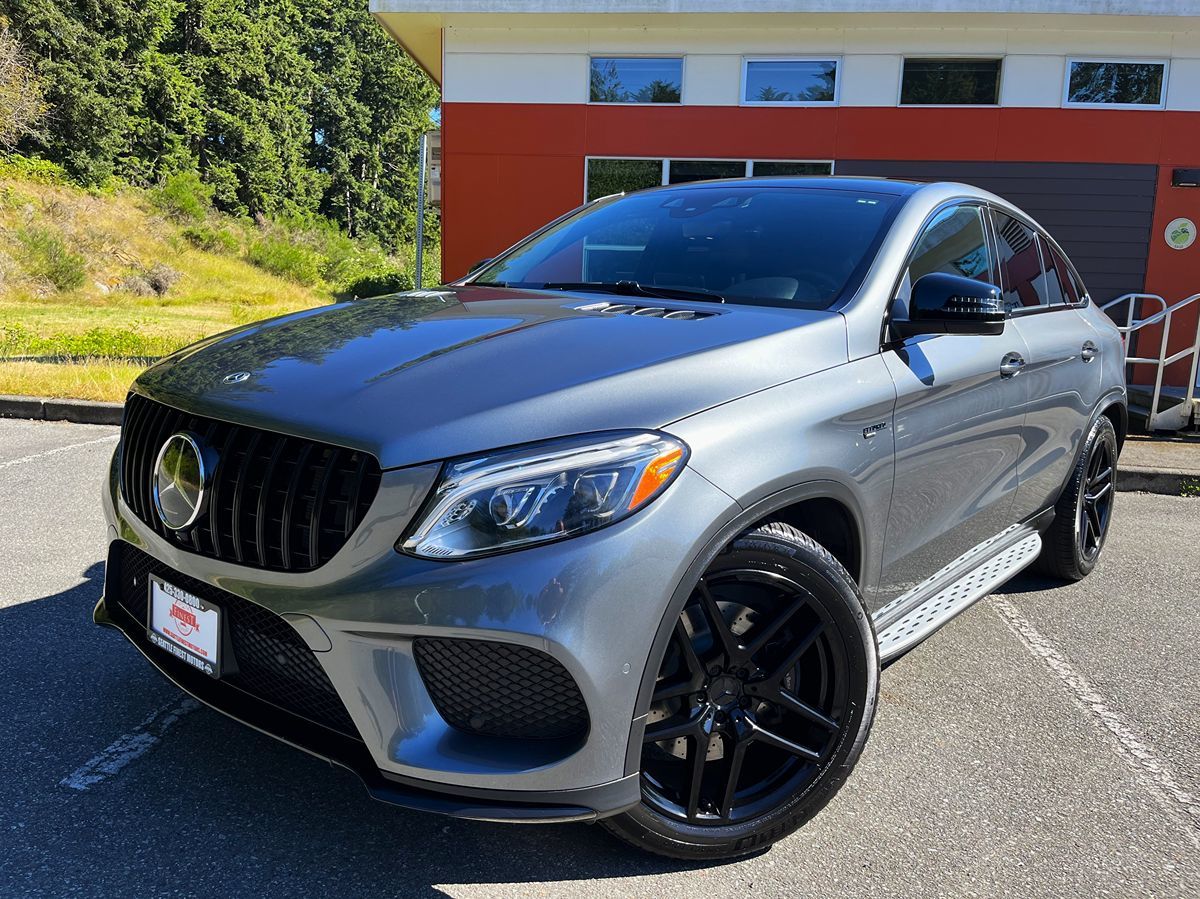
169;601;199;637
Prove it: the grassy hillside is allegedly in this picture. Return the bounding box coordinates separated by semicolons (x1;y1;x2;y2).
0;161;434;402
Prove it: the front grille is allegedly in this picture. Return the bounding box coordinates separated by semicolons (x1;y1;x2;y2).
413;638;589;741
120;393;381;572
109;541;360;738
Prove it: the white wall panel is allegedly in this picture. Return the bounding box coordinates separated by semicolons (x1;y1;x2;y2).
840;54;901;106
999;55;1065;108
684;55;743;105
1166;57;1200;110
443;52;588;102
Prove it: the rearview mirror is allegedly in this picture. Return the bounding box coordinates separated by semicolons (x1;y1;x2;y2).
894;272;1005;338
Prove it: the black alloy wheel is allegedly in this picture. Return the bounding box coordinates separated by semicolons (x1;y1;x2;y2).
640;569;849;825
1037;414;1119;582
603;522;878;860
1078;438;1114;563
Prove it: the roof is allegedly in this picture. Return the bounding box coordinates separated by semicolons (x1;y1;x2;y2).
633;175;924;196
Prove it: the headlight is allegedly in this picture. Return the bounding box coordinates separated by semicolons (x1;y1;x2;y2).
399;432;688;560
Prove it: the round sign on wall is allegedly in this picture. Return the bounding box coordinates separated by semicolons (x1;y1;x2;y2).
1165;217;1196;251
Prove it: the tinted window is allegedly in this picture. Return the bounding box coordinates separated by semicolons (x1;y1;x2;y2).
587;158;663;201
993;211;1048;310
590;58;682;103
473;187;901;310
907;205;994;286
744;59;838;103
668;160;746;184
752;161;832;177
1067;61;1165;106
1043;241;1083;305
901;59;1001;105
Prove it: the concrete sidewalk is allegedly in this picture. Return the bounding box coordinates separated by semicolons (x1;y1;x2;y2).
1119;435;1200;495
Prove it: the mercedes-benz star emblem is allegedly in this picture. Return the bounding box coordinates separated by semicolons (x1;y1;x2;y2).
152;433;208;531
222;370;251;384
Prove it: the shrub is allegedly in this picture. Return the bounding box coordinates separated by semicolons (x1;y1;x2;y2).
152;171;214;222
116;263;181;297
0;155;67;184
247;235;321;285
16;227;86;291
182;223;239;254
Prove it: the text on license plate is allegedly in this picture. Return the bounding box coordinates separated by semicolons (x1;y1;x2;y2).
147;576;221;678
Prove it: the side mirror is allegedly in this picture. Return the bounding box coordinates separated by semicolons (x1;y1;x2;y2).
468;257;493;274
894;272;1006;338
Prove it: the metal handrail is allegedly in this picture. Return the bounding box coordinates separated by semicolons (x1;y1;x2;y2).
1100;292;1200;431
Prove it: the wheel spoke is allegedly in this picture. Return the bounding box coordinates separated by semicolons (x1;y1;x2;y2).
1085;482;1112;504
772;687;839;732
767;620;825;683
686;731;710;820
1088;466;1112;489
745;593;809;658
644;715;698;744
1087;503;1103;542
748;720;822;762
673;617;706;680
719;737;748;822
697;579;742;661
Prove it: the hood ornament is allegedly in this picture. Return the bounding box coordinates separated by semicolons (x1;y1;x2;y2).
221;371;251;384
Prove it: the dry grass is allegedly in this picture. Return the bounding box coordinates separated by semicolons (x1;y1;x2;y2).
0;176;328;402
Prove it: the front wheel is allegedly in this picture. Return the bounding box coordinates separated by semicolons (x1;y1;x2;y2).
1036;415;1118;582
602;522;878;860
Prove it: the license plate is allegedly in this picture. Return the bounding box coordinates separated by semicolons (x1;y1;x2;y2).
147;576;222;678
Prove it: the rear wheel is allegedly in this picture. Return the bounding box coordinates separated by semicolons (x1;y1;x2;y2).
1037;415;1117;581
602;522;878;860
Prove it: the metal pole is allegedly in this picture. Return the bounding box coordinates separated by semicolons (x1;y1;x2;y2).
415;131;428;289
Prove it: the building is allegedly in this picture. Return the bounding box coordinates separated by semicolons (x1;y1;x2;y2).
371;0;1200;392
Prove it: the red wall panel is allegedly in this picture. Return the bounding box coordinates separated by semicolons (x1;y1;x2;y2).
441;101;1200;386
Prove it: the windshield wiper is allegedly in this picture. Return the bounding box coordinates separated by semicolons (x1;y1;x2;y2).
538;280;726;304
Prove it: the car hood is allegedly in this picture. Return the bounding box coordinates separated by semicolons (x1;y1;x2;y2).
134;286;848;469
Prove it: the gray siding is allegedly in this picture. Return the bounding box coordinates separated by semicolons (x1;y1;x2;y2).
836;160;1158;302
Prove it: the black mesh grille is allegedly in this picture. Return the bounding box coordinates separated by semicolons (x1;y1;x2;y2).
413;638;588;741
110;541;360;739
119;393;382;572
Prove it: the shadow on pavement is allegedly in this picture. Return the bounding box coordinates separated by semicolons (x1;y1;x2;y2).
0;562;727;898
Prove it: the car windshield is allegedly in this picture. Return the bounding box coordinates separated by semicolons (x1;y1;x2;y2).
470;185;902;310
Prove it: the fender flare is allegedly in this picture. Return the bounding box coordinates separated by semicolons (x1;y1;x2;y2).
623;478;870;776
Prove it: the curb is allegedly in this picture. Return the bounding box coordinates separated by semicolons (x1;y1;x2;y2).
1116;467;1198;496
0;394;123;426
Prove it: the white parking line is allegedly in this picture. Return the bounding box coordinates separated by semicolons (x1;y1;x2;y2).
59;697;199;791
0;433;119;472
993;596;1200;850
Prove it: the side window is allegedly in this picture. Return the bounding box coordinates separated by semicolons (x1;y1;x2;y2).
992;210;1048;311
1044;240;1083;305
907;205;994;285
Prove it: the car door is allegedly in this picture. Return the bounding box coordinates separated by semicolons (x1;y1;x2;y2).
991;208;1104;518
877;202;1031;602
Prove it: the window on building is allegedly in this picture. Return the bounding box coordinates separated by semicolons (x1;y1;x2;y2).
751;161;833;177
993;211;1050;310
586;158;664;202
905;204;994;292
589;57;682;104
584;159;835;202
743;59;838;104
901;58;1002;105
667;160;747;184
1066;60;1166;107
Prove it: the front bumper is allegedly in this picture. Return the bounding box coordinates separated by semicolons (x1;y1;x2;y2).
98;445;737;821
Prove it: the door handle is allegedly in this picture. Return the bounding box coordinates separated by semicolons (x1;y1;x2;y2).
1081;340;1099;363
999;352;1025;378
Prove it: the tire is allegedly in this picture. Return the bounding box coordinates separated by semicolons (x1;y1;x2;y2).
602;522;879;861
1036;415;1118;582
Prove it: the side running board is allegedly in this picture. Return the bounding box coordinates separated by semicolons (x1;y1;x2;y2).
875;531;1042;662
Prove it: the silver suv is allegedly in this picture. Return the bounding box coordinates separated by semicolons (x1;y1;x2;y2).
97;178;1125;860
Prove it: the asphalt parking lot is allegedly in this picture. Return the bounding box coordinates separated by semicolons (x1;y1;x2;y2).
1;418;1197;898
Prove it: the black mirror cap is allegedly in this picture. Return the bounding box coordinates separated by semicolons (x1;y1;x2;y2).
468;257;493;274
896;272;1006;338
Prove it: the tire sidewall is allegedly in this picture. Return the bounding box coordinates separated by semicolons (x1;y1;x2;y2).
1070;417;1118;577
613;527;879;859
